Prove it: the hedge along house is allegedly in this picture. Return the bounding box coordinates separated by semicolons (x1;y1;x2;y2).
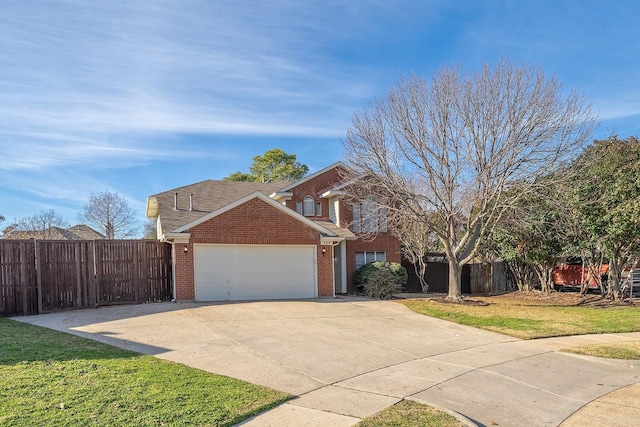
145;162;401;302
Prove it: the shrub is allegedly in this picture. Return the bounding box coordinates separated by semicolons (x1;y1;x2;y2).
353;261;408;299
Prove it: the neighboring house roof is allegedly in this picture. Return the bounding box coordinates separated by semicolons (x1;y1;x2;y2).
65;224;105;240
3;224;105;240
147;179;289;234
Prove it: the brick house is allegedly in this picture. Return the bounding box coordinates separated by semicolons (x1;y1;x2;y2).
145;162;400;302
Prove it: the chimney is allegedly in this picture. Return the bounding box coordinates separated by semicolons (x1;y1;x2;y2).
189;193;193;211
174;192;178;210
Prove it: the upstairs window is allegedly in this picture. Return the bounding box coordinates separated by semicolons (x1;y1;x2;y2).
352;198;388;232
303;196;315;216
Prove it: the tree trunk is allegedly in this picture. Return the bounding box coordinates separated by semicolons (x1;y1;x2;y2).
447;260;463;301
535;266;553;294
506;261;528;291
608;257;622;301
413;259;429;293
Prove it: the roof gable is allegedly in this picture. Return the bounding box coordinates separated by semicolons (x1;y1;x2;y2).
174;191;337;237
278;161;351;192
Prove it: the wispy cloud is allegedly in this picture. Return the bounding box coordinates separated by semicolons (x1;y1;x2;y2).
0;1;387;172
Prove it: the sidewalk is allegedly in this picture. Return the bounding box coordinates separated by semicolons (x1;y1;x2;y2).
560;382;640;427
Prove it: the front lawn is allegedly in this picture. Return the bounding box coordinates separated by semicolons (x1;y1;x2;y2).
399;293;640;340
0;319;289;426
561;341;640;359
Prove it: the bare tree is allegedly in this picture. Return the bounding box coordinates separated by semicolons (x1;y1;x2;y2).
3;209;69;239
343;61;596;301
78;190;138;239
143;218;158;239
395;214;440;292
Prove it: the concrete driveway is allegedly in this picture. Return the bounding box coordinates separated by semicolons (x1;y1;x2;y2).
16;297;640;426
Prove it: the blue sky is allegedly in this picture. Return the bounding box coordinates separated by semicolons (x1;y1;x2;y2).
1;0;639;234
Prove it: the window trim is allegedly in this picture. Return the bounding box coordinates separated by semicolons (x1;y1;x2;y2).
355;251;387;270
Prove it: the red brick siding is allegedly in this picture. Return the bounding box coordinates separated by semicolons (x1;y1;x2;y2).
316;245;334;297
174;197;333;300
175;242;195;300
192;198;320;244
285;166;346;220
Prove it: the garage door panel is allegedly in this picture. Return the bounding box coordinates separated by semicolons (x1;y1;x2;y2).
194;245;317;301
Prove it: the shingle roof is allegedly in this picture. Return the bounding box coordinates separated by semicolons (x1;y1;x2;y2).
65;224;105;240
313;221;357;240
149;180;289;233
3;224;105;240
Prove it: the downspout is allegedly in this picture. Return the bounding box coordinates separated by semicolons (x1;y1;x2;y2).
171;241;177;302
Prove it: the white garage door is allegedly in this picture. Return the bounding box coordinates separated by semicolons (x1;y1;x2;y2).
194;244;317;301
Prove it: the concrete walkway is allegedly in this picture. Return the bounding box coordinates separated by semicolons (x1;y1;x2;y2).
15;298;640;426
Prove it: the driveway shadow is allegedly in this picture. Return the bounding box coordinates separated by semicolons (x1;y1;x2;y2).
1;318;169;366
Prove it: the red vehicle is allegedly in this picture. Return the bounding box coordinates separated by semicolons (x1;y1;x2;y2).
552;257;609;291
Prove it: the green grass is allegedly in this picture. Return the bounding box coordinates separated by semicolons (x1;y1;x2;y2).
356;400;463;427
399;297;640;340
0;319;290;426
561;341;640;359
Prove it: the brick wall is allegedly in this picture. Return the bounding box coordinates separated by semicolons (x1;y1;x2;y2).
284;166;346;220
175;241;195;300
316;245;334;297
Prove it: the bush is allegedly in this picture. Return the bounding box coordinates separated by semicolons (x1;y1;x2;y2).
353;262;408;299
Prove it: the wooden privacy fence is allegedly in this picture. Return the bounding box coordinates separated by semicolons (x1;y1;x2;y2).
402;259;509;294
1;240;172;317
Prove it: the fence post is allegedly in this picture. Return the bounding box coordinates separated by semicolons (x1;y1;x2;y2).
90;241;97;307
74;242;82;307
34;239;43;314
142;241;150;301
19;241;28;315
133;241;140;303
